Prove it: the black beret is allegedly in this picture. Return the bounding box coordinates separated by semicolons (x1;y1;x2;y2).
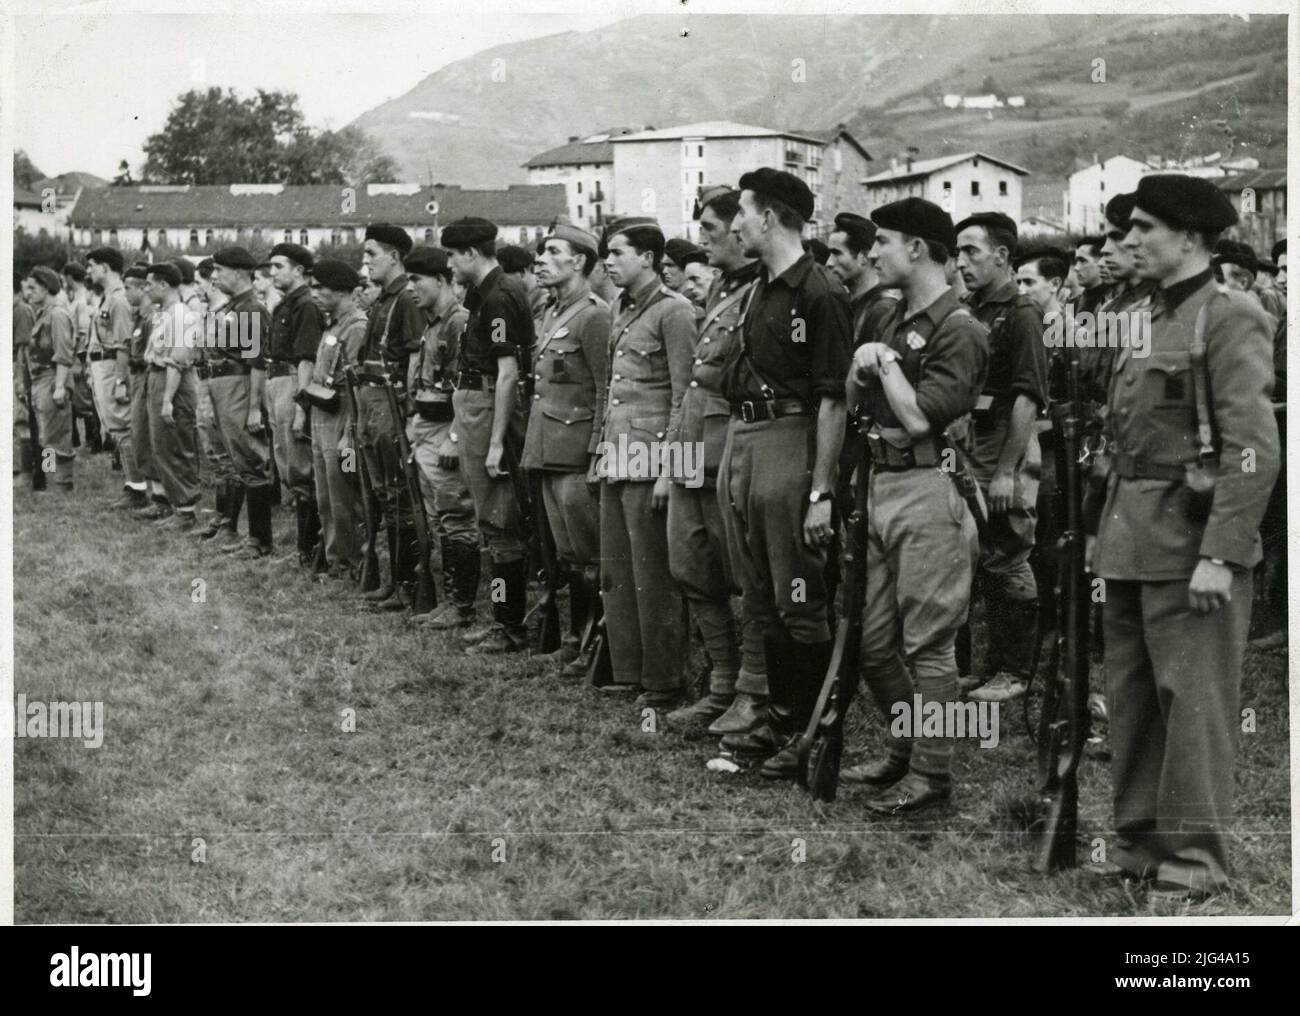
832;212;877;250
439;217;497;250
28;266;63;295
1271;239;1286;262
954;211;1018;243
403;246;451;278
269;242;314;271
1212;239;1260;274
364;223;413;256
213;246;259;271
664;238;707;269
311;258;362;292
871;196;956;250
496;244;534;274
86;246;125;274
123;264;150;281
738;167;814;223
1103;192;1137;231
804;237;830;265
146;262;182;287
197;257;214;279
61;262;86;282
1132;174;1238;232
169;258;196;284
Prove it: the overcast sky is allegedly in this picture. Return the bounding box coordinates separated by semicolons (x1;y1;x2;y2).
10;2;627;179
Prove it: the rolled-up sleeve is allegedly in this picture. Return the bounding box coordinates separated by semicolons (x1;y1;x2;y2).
292;299;324;362
915;316;990;433
1007;302;1048;408
51;307;76;367
810;288;852;401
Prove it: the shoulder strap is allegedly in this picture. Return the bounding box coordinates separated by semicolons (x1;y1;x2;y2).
377;294;400;368
536;292;599;360
1189;293;1222;464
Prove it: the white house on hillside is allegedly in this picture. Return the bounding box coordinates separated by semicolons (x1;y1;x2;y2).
863;151;1028;226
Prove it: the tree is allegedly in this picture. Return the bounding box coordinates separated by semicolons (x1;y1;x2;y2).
141;87;400;186
112;159;135;186
14;149;44;191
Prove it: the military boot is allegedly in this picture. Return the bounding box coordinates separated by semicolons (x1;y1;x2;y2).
760;637;833;780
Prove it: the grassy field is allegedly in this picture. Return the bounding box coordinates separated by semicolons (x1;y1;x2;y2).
13;453;1293;921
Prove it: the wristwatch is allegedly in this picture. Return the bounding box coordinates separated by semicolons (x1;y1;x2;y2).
880;349;899;364
809;489;835;504
1208;557;1226;567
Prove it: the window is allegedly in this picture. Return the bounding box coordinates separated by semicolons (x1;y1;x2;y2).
284;229;293;243
424;228;434;244
108;229;118;245
971;181;980;196
189;228;199;247
92;229;102;245
343;228;356;244
253;227;264;242
1100;180;1105;192
943;181;952;193
998;181;1008;197
577;181;582;194
699;171;704;184
205;228;214;246
534;227;544;243
697;145;703;158
331;229;341;246
519;228;528;244
157;230;168;247
577;205;583;220
300;229;309;246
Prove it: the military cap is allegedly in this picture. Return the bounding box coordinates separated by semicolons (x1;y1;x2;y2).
269;242;314;271
496;244;534;274
1257;259;1279;277
311;258;363;292
696;183;736;212
1132;174;1238;232
364;223;414;256
213;246;259;271
1212;239;1260;274
61;262;87;283
544;223;599;260
954;211;1018;243
170;258;196;284
123;264;150;282
197;257;215;279
28;265;63;295
605;216;662;238
1104;192;1137;230
871;196;956;250
832;212;877;250
804;237;831;265
146;262;182;287
85;246;125;274
738;167;815;223
664;238;707;269
439;217;497;250
403;246;451;278
1271;239;1286;262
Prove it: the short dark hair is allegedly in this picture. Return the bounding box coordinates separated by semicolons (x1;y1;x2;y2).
612;226;666;271
1020;254;1069;286
904;235;949;264
747;191;804;232
699;191;741;224
446;238;496;258
1076;237;1105;259
62;262;86;283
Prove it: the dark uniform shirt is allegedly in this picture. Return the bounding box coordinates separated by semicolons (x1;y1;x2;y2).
267;282;323;364
310;306;368;390
850;282;901;349
363;273;424;366
210;287;271;369
415;300;470;391
965;277;1047;412
458;266;535;377
29;301;75;368
721;252;852;406
859;286;990;434
128;303;153;366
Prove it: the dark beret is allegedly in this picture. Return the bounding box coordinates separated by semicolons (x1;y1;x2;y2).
197;257;214;279
1212;239;1260;274
1257;260;1279;276
311;258;362;292
364;223;413;256
146;262;182;287
1132;174;1238;232
85;246;124;274
403;246;451;278
1103;192;1137;231
61;262;86;282
123;264;150;282
804;237;830;265
213;246;259;271
954;211;1018;243
544;223;599;261
496;244;534;274
29;266;63;295
1271;239;1286;262
439;217;496;250
270;242;314;271
832;212;877;250
664;238;707;269
738;167;814;223
871;196;956;251
169;258;196;284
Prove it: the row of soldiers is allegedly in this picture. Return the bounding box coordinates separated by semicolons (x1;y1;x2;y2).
13;167;1282;903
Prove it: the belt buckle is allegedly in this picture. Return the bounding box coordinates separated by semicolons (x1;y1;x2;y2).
740;401;756;423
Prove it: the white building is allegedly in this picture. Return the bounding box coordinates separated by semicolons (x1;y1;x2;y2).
1064;155;1153;234
522;129;634;233
14;186;77;238
862;151;1029;226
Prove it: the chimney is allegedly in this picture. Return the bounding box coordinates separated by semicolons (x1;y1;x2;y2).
890;156;899;173
906;155;914;172
568;136;578;143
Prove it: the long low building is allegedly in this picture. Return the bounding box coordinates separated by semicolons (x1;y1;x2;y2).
67;182;567;251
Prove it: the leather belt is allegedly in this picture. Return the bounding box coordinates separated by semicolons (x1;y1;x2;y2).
1110;451;1185;483
730;397;810;423
356;372;404;389
265;362;295;379
206;360;251;379
456;370;496;392
88;351;107;362
129;362;147;375
866;431;949;471
196;363;212;380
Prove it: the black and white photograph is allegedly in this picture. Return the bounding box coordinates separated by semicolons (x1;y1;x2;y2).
4;0;1293;932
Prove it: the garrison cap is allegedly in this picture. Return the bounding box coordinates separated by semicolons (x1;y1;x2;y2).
738;167;814;223
1104;191;1137;231
86;246;125;274
146;262;182;287
61;262;87;283
871;196;956;250
694;183;737;218
832;212;877;250
28;265;63;295
213;246;259;271
544;223;599;261
496;244;534;274
364;223;414;256
402;246;451;278
439;217;497;250
664;238;707;269
123;264;151;282
954;211;1018;243
1212;239;1260;274
269;242;314;271
169;258;196;284
311;258;363;292
601;216;663;258
1271;239;1286;262
1132;174;1238;232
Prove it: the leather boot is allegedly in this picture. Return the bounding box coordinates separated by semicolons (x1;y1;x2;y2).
466;557;529;654
708;690;767;736
760;637;833;780
561;565;601;677
722;634;797;758
231;484;273;559
422;539;480;628
362;514;398;601
197;482;228;540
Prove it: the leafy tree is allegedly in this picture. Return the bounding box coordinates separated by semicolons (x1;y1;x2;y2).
14;149;44;191
112;160;135;186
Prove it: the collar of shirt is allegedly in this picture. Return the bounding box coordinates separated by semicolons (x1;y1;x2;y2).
619;274;661;312
547;283;593;319
716;260;760;296
381;274;409;298
283;281;310;306
1160;267;1214;311
334;306;366;332
854;281;894;308
761;251;816;291
899;286;962;329
102;279;125;301
968;276;1019;309
472;267;502;300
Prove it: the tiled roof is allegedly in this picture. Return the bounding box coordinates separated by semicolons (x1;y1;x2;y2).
612;121;825;145
864;151;1030;184
792;127;873;162
69;183;567;228
522;127;639;168
1217;170;1286;192
14;188;44;207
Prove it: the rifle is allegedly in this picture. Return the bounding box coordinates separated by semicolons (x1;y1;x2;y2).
798;429;871;801
585;605;613;687
1035;346;1091;872
22;349;46;491
380;378;437;614
342;368;381;592
501;429;561;652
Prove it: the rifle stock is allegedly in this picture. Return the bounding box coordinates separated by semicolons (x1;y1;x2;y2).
23;350;46;491
501;430;561;652
343;370;380;592
381;379;436;614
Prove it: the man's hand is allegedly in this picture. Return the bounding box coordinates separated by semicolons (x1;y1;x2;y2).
1084;534;1097;573
291;406;308;441
988;468;1014;516
651;474;671;511
586;453;602;499
803;499;834;549
852;342;889;382
437;437;459;471
1188;558;1234;615
113;378;130;404
51;385;67;407
337;433;351;457
485;440;505;478
161;399;175;426
246;404;265;436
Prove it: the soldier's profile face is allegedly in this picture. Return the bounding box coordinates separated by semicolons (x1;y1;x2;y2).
1073;245;1102;286
732;191;764;259
682;263;715;307
1101;228;1135;280
269;255;298;291
870;229;910;287
406;272;440;308
308;280;340;314
661;260;685;291
447;247;474;284
124;278;145;306
1015;262;1056;312
604;234;646;288
955;227;998;291
1221;264;1254;293
697;206;741;268
826;231;863;285
535;240;574;287
1124;209;1183;282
